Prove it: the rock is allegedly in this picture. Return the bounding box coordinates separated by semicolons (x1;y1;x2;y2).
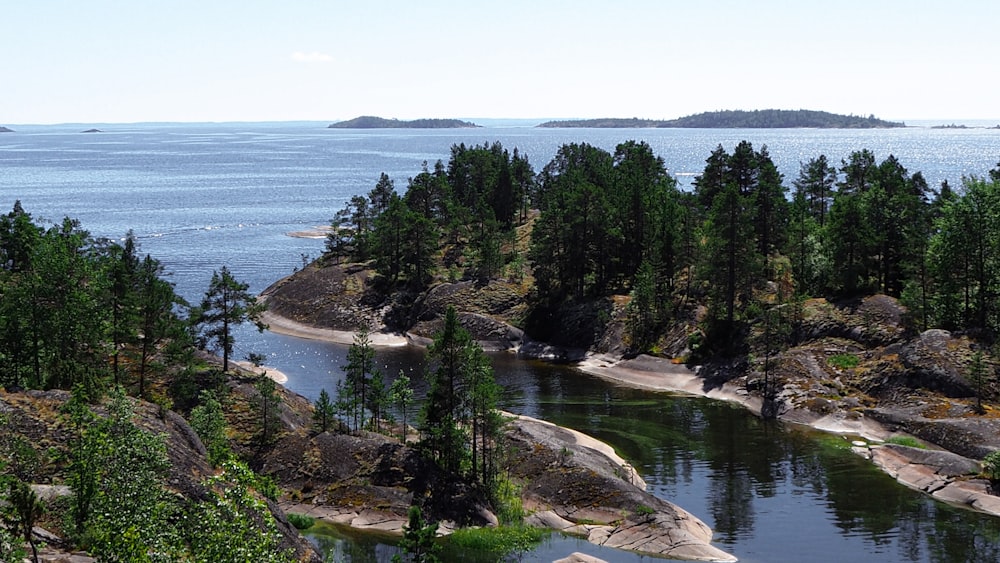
508;415;734;561
81;128;102;133
869;444;1000;517
0;126;14;132
554;553;609;563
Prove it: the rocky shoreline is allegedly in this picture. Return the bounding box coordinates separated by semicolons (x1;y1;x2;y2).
262;304;1000;527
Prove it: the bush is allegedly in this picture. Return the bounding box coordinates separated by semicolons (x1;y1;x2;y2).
286;513;315;530
982;451;1000;480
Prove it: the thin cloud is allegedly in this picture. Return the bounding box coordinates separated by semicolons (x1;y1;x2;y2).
291;51;334;63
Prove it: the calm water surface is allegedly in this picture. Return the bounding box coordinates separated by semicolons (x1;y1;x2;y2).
3;123;999;562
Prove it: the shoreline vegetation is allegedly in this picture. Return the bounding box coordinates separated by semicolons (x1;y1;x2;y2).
266;132;1000;542
261;305;1000;521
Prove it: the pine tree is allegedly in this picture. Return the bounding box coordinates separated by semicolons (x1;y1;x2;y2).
194;266;266;373
392;505;440;563
390;373;415;444
313;388;336;433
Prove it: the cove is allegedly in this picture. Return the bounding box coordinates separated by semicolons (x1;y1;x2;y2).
262;337;1000;563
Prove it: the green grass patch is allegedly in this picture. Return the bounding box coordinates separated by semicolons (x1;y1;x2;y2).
287;512;315;530
886;436;926;449
447;526;546;559
828;353;860;370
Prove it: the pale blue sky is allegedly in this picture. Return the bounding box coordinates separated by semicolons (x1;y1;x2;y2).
2;1;997;124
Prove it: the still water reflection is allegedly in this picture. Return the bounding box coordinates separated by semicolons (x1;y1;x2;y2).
266;338;1000;562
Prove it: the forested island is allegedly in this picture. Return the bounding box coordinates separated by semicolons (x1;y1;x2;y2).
5;135;1000;561
539;109;906;128
328;116;481;129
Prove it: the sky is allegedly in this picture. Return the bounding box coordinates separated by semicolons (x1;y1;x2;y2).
2;0;998;124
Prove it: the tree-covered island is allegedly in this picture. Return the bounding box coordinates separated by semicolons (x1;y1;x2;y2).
328;116;481;129
539;109;906;128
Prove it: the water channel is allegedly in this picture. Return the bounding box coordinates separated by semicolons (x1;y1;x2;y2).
257;332;1000;563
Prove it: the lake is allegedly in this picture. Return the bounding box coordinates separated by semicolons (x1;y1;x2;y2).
3;122;999;562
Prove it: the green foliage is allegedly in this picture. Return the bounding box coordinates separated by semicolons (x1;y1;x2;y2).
341;327;379;432
982;451;1000;481
2;479;43;562
287;512;315;530
635;504;655;516
446;525;545;560
193;266;267;372
886;436;926;449
968;350;989;414
392;505;440;563
185;459;294;562
64;386;178;561
490;475;525;525
828;353;860;370
189;390;231;466
313;388;337;433
253;375;282;445
389;372;415;444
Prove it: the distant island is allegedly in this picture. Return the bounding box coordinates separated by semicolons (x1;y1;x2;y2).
0;126;13;133
538;109;906;129
82;128;103;133
328;116;481;129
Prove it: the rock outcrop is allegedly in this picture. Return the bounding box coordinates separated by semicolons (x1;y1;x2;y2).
509;415;735;562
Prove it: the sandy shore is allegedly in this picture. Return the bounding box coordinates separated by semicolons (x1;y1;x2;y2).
261;310;409;347
231;359;289;384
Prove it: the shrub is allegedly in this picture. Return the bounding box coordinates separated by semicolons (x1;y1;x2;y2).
286;513;315;530
982;451;1000;480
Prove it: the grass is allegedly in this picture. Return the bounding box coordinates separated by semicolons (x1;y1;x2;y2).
885;435;926;449
828;353;860;370
447;526;546;559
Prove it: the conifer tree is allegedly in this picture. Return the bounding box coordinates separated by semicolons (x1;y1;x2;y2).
194;266;266;373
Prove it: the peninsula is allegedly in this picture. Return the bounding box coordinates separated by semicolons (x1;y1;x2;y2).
328;115;481;129
538;109;906;128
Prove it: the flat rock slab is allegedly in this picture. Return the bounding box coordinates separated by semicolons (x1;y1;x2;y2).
869;444;1000;517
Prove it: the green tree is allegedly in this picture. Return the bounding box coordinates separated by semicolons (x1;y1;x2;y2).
135;254;186;398
367;369;389;433
342;327;379;432
194;266;267;372
190;390;230;466
694;142;763;346
313;388;337;433
420;306;472;474
253;375;282;445
186;459;294;563
106;231;140;386
3;479;43;563
64;386;176;559
389;373;415;444
793;155;838;227
968;349;989;414
392;505;440;563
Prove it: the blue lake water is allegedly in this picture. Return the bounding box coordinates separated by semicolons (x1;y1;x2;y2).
2;122;999;562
